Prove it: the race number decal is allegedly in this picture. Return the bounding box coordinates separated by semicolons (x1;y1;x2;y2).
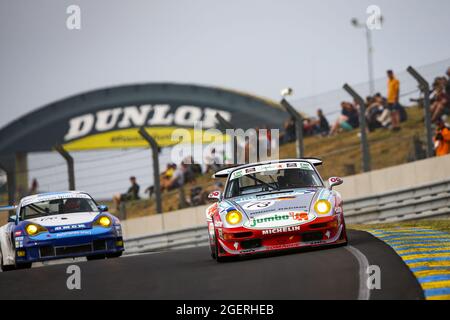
242;200;275;211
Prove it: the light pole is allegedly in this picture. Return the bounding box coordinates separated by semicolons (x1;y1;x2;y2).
351;17;382;95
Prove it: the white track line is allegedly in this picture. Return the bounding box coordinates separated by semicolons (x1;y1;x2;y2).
345;245;371;300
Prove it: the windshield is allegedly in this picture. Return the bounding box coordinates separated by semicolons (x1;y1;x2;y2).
225;162;323;198
20;197;98;220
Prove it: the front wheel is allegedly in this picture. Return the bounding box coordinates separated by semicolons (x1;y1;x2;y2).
16;262;32;270
87;254;106;261
106;252;123;259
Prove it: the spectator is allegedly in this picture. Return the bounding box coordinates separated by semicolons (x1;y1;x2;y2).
302;118;314;136
184;156;202;177
365;95;385;131
113;176;140;211
387;70;401;131
434;118;450;157
204;148;221;173
312;109;330;136
161;163;185;191
330;102;359;135
431;77;449;122
28;178;39;195
282;117;296;143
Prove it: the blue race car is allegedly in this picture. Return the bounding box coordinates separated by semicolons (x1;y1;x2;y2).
0;191;124;271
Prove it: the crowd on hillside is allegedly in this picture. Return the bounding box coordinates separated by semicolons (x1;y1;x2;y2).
112;150;227;211
282;68;450;156
113;68;450;211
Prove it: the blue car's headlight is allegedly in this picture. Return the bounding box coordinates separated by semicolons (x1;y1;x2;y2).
94;215;112;228
25;223;48;236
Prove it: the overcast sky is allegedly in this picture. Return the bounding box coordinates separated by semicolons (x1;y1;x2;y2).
1;0;450;199
1;0;450;128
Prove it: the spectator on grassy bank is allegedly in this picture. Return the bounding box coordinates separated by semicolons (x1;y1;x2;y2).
366;94;388;131
28;178;39;195
113;176;140;211
431;76;449;122
387;69;401;131
314;109;330;136
161;163;185;191
330;101;359;135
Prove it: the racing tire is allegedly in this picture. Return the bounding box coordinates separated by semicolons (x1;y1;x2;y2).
106;252;123;259
336;225;348;247
16;262;32;270
209;237;217;260
214;238;228;263
0;261;16;272
86;254;106;261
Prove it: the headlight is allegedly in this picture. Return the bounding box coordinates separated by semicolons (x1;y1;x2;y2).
25;223;47;236
226;210;242;225
95;215;112;228
314;200;331;215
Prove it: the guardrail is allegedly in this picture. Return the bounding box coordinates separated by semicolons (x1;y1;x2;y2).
124;179;450;254
124;226;208;255
344;179;450;224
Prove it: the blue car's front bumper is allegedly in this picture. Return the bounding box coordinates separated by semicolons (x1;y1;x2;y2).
14;225;124;264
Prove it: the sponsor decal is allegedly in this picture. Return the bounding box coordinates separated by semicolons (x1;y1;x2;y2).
262;226;301;235
63;105;231;145
275;196;296;201
55;230;92;237
231;170;244;180
289;212;309;221
244;212;315;229
230;161;314;180
54;224;87;231
242;200;275;211
22;193;91;206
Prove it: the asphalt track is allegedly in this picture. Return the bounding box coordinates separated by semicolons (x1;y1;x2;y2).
0;230;424;300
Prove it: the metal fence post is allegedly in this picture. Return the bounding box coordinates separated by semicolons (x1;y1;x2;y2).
215;113;238;164
407;66;434;158
280;99;304;158
343;84;371;172
138;127;162;214
54;145;75;190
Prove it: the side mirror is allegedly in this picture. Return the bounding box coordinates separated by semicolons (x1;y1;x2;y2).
208;191;222;202
328;177;343;190
98;205;109;212
8;216;16;223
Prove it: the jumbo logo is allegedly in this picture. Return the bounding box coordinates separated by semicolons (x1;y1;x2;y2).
62;105;232;150
244;212;316;229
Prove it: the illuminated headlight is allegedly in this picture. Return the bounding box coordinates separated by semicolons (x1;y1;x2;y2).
95;216;112;228
226;210;242;225
25;223;47;236
314;200;331;215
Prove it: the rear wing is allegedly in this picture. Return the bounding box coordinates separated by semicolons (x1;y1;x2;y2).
213;168;234;178
0;205;17;212
212;158;323;179
304;158;323;166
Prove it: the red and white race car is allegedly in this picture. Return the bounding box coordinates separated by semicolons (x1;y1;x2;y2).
205;159;347;261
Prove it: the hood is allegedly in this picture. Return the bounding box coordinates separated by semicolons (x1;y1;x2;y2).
224;188;322;229
26;212;99;227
